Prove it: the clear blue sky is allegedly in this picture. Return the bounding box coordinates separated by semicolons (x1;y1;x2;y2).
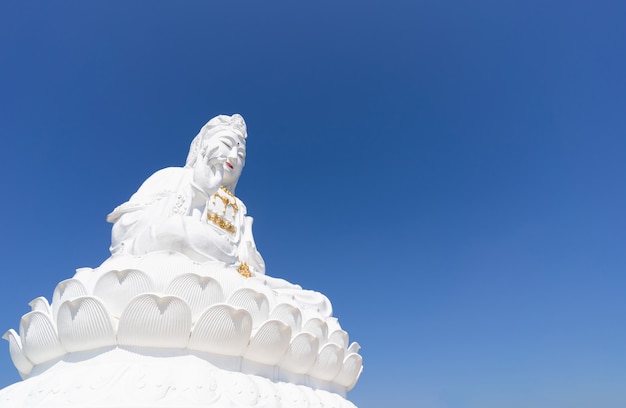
1;2;625;407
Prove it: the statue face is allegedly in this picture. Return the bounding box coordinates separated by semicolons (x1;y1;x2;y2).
204;130;246;186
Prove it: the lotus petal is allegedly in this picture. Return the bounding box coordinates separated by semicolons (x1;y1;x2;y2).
29;297;51;315
136;251;196;291
97;254;141;272
334;353;363;390
93;269;153;318
19;311;65;365
73;267;93;282
118;294;191;348
52;279;87;319
166;274;224;321
244;279;278;309
280;332;319;374
328;329;349;349
347;341;361;354
188;304;252;356
309;343;344;381
288;290;332;319
270;303;302;332
201;266;246;299
228;289;269;329
190;259;225;276
2;329;33;379
245;320;291;365
57;296;116;352
302;318;328;344
326;317;341;332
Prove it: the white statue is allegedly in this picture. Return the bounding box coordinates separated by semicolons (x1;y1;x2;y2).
107;114;265;276
1;114;362;407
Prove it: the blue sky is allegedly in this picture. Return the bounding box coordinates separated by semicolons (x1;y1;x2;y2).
1;1;625;407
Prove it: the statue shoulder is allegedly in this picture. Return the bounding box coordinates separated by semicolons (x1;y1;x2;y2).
107;167;192;223
134;167;190;196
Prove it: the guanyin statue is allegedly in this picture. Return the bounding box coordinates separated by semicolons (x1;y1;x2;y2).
0;114;361;408
107;114;265;277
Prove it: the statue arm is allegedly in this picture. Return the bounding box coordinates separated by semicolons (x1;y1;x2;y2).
106;154;225;225
107;168;191;255
106;168;184;223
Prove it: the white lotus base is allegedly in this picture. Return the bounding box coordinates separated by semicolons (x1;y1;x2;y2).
0;347;356;408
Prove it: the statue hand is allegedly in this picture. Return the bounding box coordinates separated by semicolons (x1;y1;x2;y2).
200;146;221;164
193;146;225;196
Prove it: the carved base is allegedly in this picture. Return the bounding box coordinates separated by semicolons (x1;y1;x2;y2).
0;347;357;407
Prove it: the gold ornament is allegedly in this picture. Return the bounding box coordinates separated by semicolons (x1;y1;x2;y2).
211;186;239;215
207;212;236;234
238;262;252;278
207;186;238;234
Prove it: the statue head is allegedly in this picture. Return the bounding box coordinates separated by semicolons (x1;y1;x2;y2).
185;114;247;190
185;114;247;166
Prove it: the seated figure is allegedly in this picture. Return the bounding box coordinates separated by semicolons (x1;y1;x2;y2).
107;114;265;276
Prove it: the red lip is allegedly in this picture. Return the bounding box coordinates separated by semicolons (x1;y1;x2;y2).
225;162;234;170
